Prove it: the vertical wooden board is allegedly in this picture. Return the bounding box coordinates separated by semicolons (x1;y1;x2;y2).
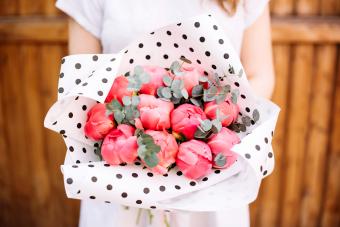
320;0;340;15
0;0;17;16
254;44;291;227
18;0;44;15
40;44;80;227
295;0;319;15
280;45;314;227
299;45;337;227
320;48;340;227
271;0;294;16
0;44;12;227
1;44;35;227
43;0;62;16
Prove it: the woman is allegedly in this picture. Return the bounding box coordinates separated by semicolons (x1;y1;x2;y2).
56;0;275;226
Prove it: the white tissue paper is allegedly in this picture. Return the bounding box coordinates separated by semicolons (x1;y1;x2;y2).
44;14;280;212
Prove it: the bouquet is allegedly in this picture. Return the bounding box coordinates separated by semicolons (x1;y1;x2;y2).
44;14;280;211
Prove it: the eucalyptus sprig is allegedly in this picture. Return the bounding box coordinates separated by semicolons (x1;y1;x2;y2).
229;109;260;133
106;96;140;125
127;65;151;92
157;75;188;104
135;130;161;168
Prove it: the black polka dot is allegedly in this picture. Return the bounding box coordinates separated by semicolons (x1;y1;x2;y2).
106;67;112;71
189;47;194;52
68;112;73;118
213;25;218;30
129;59;134;64
159;186;166;192
102;78;108;83
245;107;250;112
150;31;155;35
119;163;127;166
76;160;80;164
104;163;110;167
116;174;122;179
110;58;116;62
218;39;224;44
177;23;181;26
105;201;111;203
75;63;81;69
174;43;179;48
163;54;169;59
91;176;97;182
211;64;217;70
147;172;153;177
58;87;64;93
214;170;221;174
106;184;113;190
234;82;240;87
176;171;182;176
255;145;261;151
268;152;273;158
59;73;64;78
196;59;201;64
82;82;88;86
92;55;98;61
89;196;95;199
98;91;103;96
190;181;196;186
121;192;128;198
143;188;150;194
52;121;57;125
82;148;86;153
150;206;156;209
182;34;187;39
245;153;251;159
145;55;151;60
263;170;268;176
156;42;162;47
69;146;74;152
194;22;200;27
132;173;138;178
61;58;65;64
77;190;81;194
241;94;246;99
88;164;94;167
163;173;168;177
166;30;172;35
124;49;128;53
260;166;263;172
264;137;269;143
59;130;65;134
202;177;208;182
175;185;181;190
205;51;211;57
199;37;205;42
75;96;79;100
136;200;142;204
138;43;144;48
204;71;209;76
82;105;87;111
134;161;141;165
72;165;78;168
223;53;229;59
66;178;73;184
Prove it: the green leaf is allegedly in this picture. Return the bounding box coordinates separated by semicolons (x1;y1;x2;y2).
201;119;212;131
253;109;260;122
131;96;140;106
190;98;202;107
239;123;247;132
157;86;164;98
237;68;243;78
122;96;131;106
211;119;222;133
228;64;235;74
144;153;159;168
192;85;203;97
171;79;181;91
231;90;238;104
181;89;189;99
163;75;173;87
241;116;252;127
172;89;183;99
215;93;226;104
170;61;181;73
161;87;172;99
214;153;226;167
199;76;209;83
194;128;210;139
114;110;125;124
134;65;144;75
138;72;151;83
171;96;182;104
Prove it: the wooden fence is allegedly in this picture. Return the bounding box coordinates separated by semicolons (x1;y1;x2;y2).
0;0;339;227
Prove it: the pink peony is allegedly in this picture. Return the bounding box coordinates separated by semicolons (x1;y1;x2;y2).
101;124;138;165
176;140;212;179
139;66;169;95
207;127;240;169
105;75;133;103
204;98;239;127
144;130;178;174
84;103;114;141
172;63;206;95
171;104;207;139
137;94;174;130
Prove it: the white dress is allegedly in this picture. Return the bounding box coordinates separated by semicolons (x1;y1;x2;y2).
56;0;269;226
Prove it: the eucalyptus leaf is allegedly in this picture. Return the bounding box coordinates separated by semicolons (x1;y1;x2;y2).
171;79;181;91
122;96;131;106
144;153;159;168
253;109;260;122
228;64;235;74
237;68;243;78
241;116;252;127
131;96;140;106
138;72;151;83
239;124;247;132
201;119;212;131
172;89;182;99
194;128;210;139
157;86;164;98
134;65;144;75
114;110;125;124
161;87;172;99
231;92;238;104
199;76;209;83
181;89;189;99
171;96;182;104
190;98;202;107
163;75;173;86
214;153;226;167
192;85;203;97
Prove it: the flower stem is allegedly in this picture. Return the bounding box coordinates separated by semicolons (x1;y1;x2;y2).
163;213;170;227
136;208;142;225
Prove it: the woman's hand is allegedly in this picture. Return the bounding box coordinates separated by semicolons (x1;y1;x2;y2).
241;6;275;99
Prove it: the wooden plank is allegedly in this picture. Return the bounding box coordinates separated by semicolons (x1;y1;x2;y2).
0;16;340;43
280;45;314;227
271;0;294;16
299;45;337;227
295;0;319;15
0;0;18;16
320;48;340;227
18;0;44;15
320;0;340;15
254;44;291;227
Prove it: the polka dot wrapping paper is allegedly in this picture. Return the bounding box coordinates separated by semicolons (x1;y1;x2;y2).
44;14;280;212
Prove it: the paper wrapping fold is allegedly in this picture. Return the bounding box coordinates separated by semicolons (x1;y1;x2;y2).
44;14;280;211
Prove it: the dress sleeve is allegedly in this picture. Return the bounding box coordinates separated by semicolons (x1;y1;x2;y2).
243;0;270;28
56;0;104;38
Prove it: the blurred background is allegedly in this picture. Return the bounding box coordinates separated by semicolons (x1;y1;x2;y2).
0;0;339;227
